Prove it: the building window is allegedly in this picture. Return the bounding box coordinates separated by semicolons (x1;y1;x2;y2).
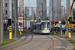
5;3;7;7
5;11;7;14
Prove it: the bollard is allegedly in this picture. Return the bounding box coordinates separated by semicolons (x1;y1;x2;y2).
68;32;71;38
9;26;12;39
61;30;62;35
20;31;22;35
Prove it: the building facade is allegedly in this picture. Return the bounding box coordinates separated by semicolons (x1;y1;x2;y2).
49;0;61;22
36;0;46;20
4;0;9;19
3;0;15;21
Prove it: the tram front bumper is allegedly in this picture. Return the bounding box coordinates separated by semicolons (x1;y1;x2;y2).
41;30;50;33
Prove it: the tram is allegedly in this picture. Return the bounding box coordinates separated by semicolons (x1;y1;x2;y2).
32;20;50;34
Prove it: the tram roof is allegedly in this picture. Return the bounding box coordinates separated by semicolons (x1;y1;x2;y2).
33;22;41;25
41;20;49;22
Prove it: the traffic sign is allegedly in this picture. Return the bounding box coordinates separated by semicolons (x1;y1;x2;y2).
58;24;62;25
58;20;62;24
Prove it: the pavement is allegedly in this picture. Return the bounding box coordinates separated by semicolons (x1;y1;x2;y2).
58;33;75;39
0;33;74;50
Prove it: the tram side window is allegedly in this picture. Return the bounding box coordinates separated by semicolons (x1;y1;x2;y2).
47;23;50;28
41;24;45;30
36;25;38;30
40;25;41;30
33;25;36;30
33;25;34;30
35;25;36;30
38;24;41;30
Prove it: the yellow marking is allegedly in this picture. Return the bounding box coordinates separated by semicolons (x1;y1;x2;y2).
9;30;12;32
9;32;12;39
9;28;12;29
45;30;47;32
9;26;12;27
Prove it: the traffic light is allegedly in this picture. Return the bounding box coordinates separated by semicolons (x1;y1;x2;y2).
8;19;11;25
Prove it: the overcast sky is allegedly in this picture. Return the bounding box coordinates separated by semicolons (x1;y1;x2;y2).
24;0;75;8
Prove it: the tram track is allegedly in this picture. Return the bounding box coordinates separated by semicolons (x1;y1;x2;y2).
12;34;33;50
54;36;64;50
46;35;54;50
46;35;64;50
0;34;33;50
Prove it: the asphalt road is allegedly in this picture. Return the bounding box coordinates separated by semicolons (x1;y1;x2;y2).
1;33;74;50
13;33;74;50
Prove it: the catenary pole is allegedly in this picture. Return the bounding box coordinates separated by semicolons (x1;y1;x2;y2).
15;0;18;38
0;0;3;43
66;0;70;36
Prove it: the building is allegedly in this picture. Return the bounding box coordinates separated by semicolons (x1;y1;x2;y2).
3;0;15;21
12;0;16;21
3;0;9;19
49;0;61;22
3;0;24;21
36;0;46;20
61;6;65;21
25;7;29;20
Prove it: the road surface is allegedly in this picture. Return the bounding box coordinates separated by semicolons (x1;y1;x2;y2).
0;33;74;50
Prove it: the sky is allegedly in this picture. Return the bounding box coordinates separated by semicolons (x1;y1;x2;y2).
24;0;75;15
24;0;75;8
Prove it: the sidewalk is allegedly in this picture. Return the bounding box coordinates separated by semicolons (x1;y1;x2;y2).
58;34;75;39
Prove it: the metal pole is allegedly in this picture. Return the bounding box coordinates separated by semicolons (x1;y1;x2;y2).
64;7;65;19
42;3;43;20
0;0;3;43
45;0;46;19
25;7;27;31
52;0;54;33
15;0;18;38
66;0;70;36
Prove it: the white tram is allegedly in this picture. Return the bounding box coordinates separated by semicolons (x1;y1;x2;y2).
32;20;50;34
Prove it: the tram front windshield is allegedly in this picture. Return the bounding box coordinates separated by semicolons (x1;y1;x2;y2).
41;22;50;30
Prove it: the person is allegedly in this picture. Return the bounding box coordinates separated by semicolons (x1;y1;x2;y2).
31;28;33;32
4;26;6;32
